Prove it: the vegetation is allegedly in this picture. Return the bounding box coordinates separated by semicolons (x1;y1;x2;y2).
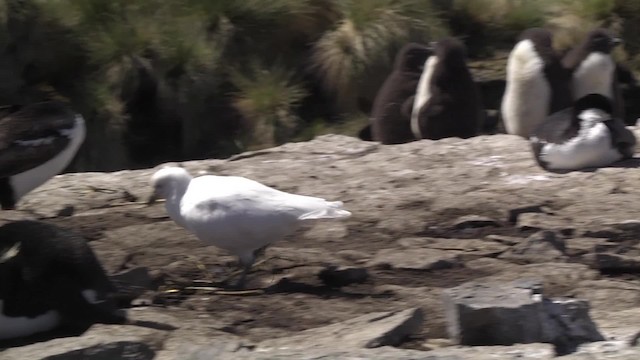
0;0;639;170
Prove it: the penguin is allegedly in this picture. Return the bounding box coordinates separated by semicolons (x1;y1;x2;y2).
0;101;86;209
501;28;572;138
530;93;636;171
0;220;126;341
562;29;623;118
410;37;483;140
370;43;432;144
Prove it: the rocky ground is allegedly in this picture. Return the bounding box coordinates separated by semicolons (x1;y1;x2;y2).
3;132;640;359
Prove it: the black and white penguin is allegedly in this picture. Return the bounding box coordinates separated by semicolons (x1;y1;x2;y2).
370;43;431;144
0;220;126;341
0;101;86;209
410;37;483;140
530;93;636;171
502;28;572;138
562;29;623;118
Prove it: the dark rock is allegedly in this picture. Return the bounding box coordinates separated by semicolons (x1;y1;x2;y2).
443;279;603;355
56;205;75;217
318;265;369;287
368;248;462;271
499;231;567;264
508;205;545;224
452;215;501;229
586;253;640;273
43;341;154;360
109;266;154;303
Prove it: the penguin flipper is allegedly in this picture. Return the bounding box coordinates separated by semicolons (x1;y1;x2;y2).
531;108;574;144
400;96;415;118
604;118;637;158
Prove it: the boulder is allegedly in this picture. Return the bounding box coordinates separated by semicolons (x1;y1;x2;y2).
444;279;604;355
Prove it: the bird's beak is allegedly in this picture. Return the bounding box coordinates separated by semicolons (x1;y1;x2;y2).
612;38;623;46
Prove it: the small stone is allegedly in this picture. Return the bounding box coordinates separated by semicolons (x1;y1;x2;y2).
508;205;545;224
57;205;75;217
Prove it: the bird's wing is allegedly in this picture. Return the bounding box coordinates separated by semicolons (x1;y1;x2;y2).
531;108;574;144
604;118;637;158
0;101;78;177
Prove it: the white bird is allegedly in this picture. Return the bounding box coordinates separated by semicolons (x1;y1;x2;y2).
149;167;352;287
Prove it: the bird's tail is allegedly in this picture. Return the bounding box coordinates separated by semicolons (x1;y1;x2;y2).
298;201;352;220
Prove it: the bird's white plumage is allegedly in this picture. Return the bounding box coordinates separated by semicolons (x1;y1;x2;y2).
10;114;86;201
536;109;622;170
151;167;351;265
410;55;438;139
502;39;551;137
571;52;615;100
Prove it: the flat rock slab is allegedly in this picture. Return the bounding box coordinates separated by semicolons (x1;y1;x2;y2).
257;308;424;351
368;248;463;270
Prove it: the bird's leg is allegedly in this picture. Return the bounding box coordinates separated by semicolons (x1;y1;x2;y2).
233;253;256;289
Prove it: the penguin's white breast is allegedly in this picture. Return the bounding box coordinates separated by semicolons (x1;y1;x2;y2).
410;55;439;139
0;300;61;340
501;40;550;137
572;52;615;100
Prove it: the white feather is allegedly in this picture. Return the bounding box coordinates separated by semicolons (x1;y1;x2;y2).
572;53;615;100
410;56;438;139
502;40;551;138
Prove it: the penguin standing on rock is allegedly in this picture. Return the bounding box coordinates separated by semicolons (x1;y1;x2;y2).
370;43;432;144
0;221;126;341
410;37;483;140
502;28;572;138
530;93;636;172
562;29;623;118
0;101;86;210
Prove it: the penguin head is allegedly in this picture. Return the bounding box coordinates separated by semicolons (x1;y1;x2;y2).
395;43;432;73
572;93;613;124
433;37;468;68
584;29;622;54
518;28;553;50
517;28;558;62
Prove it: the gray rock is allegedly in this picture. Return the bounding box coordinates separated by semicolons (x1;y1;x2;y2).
499;231;567;264
443;279;603;355
257;308;424;351
368;248;462;270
